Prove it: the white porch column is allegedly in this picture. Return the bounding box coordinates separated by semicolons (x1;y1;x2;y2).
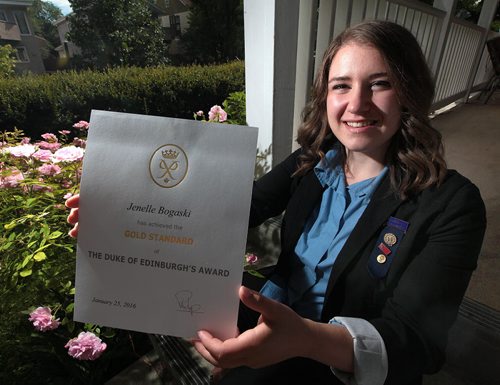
432;0;459;76
244;0;301;165
463;0;499;102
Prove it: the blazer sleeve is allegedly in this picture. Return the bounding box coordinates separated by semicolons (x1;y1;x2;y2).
370;178;486;383
249;148;302;227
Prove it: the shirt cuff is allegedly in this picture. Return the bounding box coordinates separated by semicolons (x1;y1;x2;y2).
329;316;388;385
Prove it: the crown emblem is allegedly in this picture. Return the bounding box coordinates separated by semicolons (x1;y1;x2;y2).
162;149;179;159
150;144;188;188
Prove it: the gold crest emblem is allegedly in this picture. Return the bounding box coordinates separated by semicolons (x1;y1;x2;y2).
149;144;188;188
383;233;397;246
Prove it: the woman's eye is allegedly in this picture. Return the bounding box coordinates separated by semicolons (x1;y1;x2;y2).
371;80;391;90
332;84;349;91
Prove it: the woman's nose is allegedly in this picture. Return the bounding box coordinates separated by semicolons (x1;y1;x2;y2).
347;87;371;114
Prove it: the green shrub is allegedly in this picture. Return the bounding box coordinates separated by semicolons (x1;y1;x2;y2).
0;61;245;138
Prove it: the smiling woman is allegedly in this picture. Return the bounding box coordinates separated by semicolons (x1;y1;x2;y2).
190;20;486;385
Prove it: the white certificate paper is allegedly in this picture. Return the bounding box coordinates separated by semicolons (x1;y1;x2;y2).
74;110;258;340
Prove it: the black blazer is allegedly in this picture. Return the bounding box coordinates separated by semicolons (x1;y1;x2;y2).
250;149;486;385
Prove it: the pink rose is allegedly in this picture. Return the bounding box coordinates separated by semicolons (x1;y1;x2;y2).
32;149;54;162
61;179;72;188
37;164;62;176
28;307;60;332
7;144;36;158
245;253;259;265
72;138;87;148
196;110;204;116
65;331;107;360
73;120;90;130
53;146;84;163
0;167;24;188
63;192;73;200
59;130;71;135
21;137;31;144
208;105;228;123
37;141;62;151
41;133;58;143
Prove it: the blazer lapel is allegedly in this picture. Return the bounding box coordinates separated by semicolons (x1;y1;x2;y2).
326;176;403;294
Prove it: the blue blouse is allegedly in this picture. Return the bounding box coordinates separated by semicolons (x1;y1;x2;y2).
260;149;388;320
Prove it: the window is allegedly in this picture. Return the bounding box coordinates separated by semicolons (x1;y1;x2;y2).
15;46;29;62
13;10;30;34
0;10;7;22
169;15;181;37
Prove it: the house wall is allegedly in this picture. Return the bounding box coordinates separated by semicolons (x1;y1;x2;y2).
54;17;81;58
0;1;46;74
14;34;45;74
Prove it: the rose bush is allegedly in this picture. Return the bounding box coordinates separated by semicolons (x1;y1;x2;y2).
0;123;148;385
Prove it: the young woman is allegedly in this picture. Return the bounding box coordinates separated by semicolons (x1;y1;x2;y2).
67;21;486;385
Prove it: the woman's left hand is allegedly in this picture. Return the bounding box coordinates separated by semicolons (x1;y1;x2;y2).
193;286;312;369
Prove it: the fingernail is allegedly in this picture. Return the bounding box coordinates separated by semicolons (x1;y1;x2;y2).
241;286;259;300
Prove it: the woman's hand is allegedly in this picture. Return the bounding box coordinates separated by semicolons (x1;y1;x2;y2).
193;286;354;372
65;194;80;238
194;286;311;369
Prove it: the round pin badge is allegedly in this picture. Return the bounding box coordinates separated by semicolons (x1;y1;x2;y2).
383;233;397;246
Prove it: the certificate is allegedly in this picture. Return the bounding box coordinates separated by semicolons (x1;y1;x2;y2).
74;110;258;340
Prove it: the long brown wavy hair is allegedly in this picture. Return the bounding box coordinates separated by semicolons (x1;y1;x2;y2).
295;20;447;200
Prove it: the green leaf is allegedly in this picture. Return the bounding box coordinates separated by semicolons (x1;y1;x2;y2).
69;288;76;295
101;328;116;339
26;197;37;207
33;251;47;262
48;231;63;240
41;224;50;238
4;221;17;230
27;240;37;248
247;269;266;279
65;302;74;313
19;269;32;277
67;320;75;333
20;254;33;268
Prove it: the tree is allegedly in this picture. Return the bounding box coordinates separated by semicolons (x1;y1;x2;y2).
0;44;16;78
181;0;244;64
28;0;63;49
68;0;168;68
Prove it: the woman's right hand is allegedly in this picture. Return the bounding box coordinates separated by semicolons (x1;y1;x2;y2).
65;194;80;238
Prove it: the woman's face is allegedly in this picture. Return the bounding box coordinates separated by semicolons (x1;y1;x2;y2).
326;43;401;163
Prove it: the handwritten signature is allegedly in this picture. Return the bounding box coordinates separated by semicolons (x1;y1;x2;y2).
174;290;203;316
